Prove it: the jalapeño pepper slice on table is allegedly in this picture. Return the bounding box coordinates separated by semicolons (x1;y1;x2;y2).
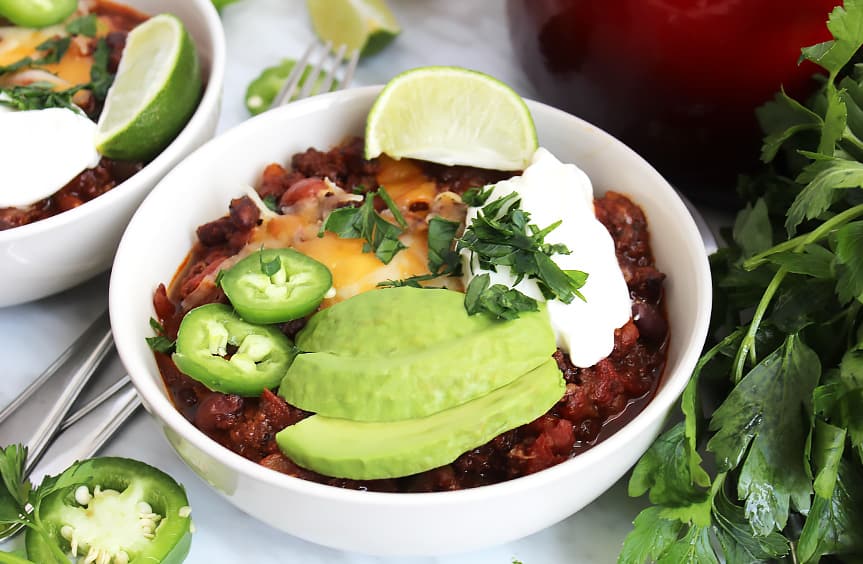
219;248;333;324
25;458;191;564
172;303;295;396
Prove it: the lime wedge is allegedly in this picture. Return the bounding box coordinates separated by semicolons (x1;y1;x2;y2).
306;0;400;57
95;14;201;161
365;66;538;171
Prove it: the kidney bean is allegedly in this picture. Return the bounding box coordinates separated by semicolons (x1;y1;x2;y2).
194;393;244;433
632;301;668;345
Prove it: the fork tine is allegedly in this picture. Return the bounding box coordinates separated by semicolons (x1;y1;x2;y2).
297;40;333;100
341;48;360;90
270;41;317;109
318;42;347;94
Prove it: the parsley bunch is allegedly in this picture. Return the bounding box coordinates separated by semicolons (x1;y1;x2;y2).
0;445;79;563
621;2;863;562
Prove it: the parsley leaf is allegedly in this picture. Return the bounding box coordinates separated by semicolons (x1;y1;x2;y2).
66;14;98;37
0;445;29;519
262;195;278;212
798;421;863;562
732;198;772;257
427;216;461;274
707;336;820;535
463;274;538;320
89;38;114;102
711;485;789;563
786;155;863;234
617;507;684;564
32;36;71;65
457;190;588;319
800;0;863;78
259;251;281;276
145;317;175;353
834;220;863;302
461;185;493;206
320;187;406;264
0;83;85;112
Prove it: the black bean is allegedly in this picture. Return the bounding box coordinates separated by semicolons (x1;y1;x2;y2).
632;301;668;344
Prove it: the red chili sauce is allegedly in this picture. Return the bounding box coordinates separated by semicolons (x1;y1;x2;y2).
0;1;149;230
152;138;668;492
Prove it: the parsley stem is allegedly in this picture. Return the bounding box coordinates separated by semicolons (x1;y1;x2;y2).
733;203;863;381
733;267;788;382
743;202;863;270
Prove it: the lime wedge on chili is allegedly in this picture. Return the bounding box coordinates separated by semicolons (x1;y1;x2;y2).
95;14;201;161
306;0;400;57
364;66;537;171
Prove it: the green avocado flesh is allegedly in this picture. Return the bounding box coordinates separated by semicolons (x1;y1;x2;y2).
276;358;565;480
279;286;556;421
296;286;527;355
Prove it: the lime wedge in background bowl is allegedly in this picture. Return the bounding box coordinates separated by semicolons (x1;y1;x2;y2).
96;14;201;161
306;0;400;57
365;66;538;171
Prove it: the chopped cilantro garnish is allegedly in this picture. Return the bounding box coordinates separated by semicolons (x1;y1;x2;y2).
66;14;98;37
262;195;279;212
320;186;407;264
145;317;175;353
0;82;86;112
457;190;587;318
260;251;281;276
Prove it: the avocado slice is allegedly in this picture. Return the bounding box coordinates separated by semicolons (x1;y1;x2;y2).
275;358;566;480
296;286;531;355
279;306;555;420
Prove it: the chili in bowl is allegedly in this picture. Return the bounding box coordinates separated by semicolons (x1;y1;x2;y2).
110;86;712;556
0;0;225;307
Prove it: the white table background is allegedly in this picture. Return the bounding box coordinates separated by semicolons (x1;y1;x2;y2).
0;1;658;561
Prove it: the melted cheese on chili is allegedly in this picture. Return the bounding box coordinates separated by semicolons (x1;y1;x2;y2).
219;157;460;307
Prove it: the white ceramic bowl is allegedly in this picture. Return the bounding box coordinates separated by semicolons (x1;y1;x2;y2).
110;87;711;556
0;0;225;307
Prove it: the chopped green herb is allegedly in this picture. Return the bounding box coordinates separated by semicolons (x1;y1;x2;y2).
320;186;407;264
145;335;175;354
262;195;278;212
0;82;85;112
145;317;175;353
463;273;538;320
457;190;587;319
88;38;114;102
66;14;98;37
0;36;71;76
461;185;493;206
32;36;71;65
260;251;281;277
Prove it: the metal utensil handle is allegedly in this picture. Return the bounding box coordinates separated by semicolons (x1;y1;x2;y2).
84;385;141;455
23;329;114;476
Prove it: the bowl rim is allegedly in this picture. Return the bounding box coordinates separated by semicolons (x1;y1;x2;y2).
111;85;712;505
0;0;226;242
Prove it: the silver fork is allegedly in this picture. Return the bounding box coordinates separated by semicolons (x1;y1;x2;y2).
270;39;360;109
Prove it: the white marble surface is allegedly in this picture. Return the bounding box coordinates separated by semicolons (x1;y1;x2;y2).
0;0;655;561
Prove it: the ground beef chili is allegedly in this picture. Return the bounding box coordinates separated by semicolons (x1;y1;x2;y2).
152;138;668;493
0;1;150;231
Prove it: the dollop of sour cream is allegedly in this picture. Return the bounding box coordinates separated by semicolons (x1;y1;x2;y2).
0;102;101;208
462;148;632;368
